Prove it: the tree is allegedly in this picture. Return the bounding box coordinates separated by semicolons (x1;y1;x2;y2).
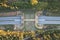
30;0;38;5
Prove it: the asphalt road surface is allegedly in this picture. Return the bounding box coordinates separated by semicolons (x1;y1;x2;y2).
0;16;22;25
38;16;60;24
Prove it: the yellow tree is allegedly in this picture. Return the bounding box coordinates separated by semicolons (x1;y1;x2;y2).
0;0;18;9
30;0;38;5
0;0;9;7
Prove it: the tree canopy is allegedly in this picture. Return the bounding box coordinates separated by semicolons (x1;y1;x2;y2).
0;0;60;12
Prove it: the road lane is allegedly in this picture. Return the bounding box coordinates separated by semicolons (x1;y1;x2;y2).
38;16;60;21
38;16;60;24
0;16;22;25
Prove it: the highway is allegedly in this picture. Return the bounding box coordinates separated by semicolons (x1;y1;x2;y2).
38;16;60;24
0;16;22;25
0;16;60;25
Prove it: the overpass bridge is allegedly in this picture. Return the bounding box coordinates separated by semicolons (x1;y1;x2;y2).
0;15;60;30
0;16;60;26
